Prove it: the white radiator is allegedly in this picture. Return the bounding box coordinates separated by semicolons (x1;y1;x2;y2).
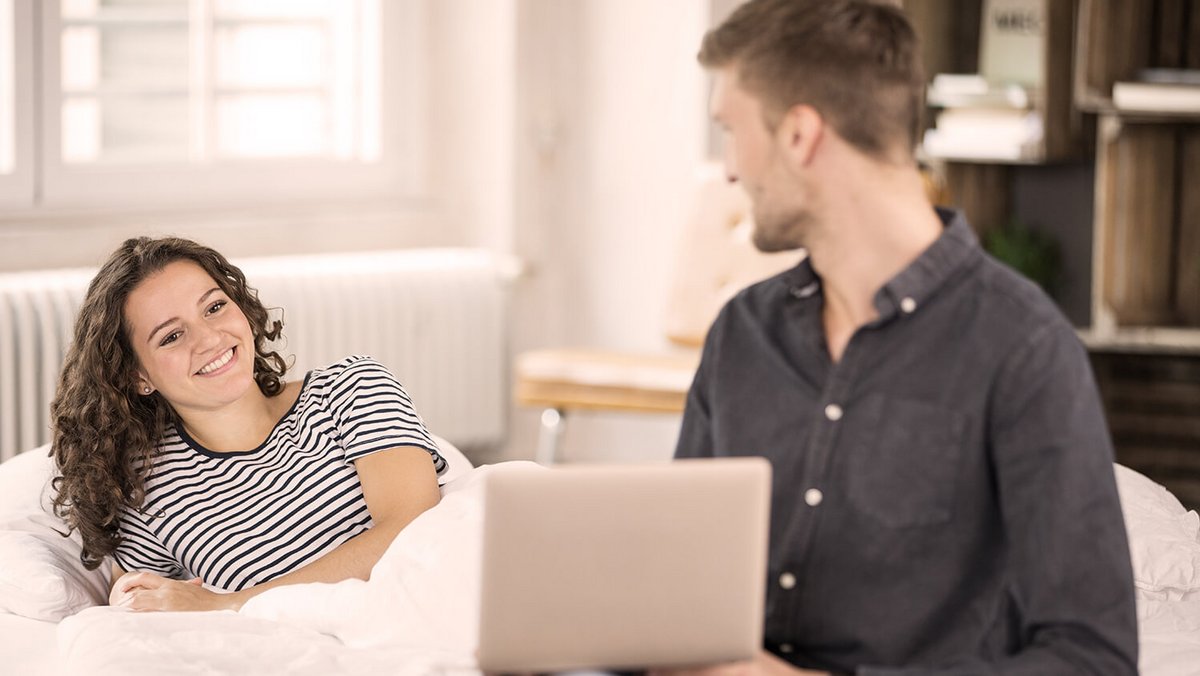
0;248;511;462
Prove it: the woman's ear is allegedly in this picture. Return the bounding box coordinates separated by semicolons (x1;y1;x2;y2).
134;372;154;396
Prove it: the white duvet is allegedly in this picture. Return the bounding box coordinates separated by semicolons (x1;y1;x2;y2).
57;463;523;676
50;460;1200;675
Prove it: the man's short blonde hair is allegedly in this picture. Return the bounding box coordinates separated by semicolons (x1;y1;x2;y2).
700;0;925;162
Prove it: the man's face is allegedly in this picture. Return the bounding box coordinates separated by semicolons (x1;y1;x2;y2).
710;68;809;252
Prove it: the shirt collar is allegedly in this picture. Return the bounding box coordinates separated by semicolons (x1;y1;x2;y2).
872;207;979;322
779;207;981;322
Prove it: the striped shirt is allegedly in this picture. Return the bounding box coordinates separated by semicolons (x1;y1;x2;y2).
113;356;446;592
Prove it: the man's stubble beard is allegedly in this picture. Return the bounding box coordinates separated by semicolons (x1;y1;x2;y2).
751;204;810;253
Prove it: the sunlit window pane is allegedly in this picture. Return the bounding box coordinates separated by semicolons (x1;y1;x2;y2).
215;0;338;20
61;98;99;162
62;0;188;19
215;25;326;89
58;0;380;166
63;96;190;163
217;94;324;158
0;0;13;174
63;26;189;92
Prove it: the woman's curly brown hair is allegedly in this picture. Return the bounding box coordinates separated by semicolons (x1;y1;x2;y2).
50;237;288;570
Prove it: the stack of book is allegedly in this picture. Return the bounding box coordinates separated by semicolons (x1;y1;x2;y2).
920;0;1049;163
923;74;1044;162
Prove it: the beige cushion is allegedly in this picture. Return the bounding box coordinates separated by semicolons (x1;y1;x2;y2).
664;163;806;347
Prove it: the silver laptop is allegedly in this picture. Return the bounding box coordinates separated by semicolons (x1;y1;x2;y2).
477;457;772;673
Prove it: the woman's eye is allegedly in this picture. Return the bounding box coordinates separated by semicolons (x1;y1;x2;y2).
159;330;182;347
206;300;227;315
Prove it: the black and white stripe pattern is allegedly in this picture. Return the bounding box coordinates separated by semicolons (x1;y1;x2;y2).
113;356;445;592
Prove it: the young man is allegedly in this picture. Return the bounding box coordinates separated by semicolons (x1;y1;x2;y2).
669;1;1138;674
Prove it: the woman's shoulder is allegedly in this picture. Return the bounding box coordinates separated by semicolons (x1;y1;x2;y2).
306;355;395;390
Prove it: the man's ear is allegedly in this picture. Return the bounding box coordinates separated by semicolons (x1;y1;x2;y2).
778;103;824;167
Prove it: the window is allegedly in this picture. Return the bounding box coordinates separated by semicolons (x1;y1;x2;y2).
0;0;33;206
0;0;13;173
4;0;422;210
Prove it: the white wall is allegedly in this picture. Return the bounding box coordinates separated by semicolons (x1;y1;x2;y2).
502;0;710;464
428;0;517;255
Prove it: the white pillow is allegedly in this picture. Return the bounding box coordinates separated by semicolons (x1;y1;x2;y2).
430;433;473;484
1114;463;1200;601
0;445;110;621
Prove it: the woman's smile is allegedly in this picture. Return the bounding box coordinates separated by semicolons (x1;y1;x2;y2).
196;347;237;376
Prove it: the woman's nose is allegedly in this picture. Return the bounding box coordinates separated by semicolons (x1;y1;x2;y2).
193;322;223;351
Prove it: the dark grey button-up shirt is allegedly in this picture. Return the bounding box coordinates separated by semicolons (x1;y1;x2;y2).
675;209;1138;675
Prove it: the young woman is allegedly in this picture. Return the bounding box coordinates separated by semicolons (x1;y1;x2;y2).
50;237;446;612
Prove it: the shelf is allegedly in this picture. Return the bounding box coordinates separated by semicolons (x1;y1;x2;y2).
1078;101;1200;124
1079;327;1200;356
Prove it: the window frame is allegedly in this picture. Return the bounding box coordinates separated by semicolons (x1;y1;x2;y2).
0;0;36;208
28;0;427;211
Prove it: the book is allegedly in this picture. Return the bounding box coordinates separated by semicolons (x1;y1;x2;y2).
923;108;1044;162
1112;81;1200;114
926;74;1035;109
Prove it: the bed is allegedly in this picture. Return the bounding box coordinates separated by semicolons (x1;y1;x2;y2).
2;446;1200;674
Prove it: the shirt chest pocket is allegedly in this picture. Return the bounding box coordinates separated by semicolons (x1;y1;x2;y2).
843;395;967;528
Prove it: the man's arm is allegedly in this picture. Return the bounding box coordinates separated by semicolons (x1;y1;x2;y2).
675;329;718;460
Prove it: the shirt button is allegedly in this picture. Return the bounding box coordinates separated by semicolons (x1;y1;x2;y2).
779;572;797;590
804;488;823;506
824;404;843;421
900;296;917;313
779;643;794;654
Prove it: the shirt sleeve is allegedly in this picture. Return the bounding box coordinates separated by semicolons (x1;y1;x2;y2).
327;356;446;475
674;318;720;460
860;323;1139;676
113;509;188;580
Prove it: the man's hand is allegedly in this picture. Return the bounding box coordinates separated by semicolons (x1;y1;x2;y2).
109;571;241;612
649;649;831;676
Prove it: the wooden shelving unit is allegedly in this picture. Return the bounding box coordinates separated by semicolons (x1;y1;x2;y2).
903;0;1200;509
1079;0;1200;349
1077;0;1200;508
904;0;1200;347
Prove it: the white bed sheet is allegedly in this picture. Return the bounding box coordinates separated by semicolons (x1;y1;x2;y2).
25;596;1200;676
52;462;505;676
7;462;1200;675
1138;598;1200;676
0;612;60;675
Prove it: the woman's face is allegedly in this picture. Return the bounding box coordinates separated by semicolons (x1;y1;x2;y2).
124;260;258;414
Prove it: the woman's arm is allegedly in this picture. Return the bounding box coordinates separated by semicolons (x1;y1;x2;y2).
108;563;125;601
111;445;441;612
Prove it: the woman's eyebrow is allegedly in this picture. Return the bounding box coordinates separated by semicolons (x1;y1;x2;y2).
147;317;179;344
197;287;221;305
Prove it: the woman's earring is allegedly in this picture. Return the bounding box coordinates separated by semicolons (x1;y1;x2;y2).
142;386;152;395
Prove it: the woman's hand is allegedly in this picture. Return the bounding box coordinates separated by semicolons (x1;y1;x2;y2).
109;571;241;612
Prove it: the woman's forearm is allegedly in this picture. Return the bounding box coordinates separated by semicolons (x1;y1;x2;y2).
228;490;439;609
